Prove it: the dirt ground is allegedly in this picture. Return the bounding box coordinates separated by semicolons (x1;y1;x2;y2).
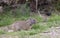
0;26;60;38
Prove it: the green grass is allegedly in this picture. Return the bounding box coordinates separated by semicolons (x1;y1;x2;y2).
0;12;60;35
0;4;60;37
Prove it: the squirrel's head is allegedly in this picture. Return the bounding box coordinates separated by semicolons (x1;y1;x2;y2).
26;18;37;26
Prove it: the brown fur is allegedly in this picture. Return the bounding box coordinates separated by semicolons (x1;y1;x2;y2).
7;18;36;32
0;18;36;32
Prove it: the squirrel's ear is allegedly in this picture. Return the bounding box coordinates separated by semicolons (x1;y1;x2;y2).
26;19;30;23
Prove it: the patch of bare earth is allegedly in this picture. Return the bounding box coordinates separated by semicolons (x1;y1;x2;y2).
0;27;60;38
